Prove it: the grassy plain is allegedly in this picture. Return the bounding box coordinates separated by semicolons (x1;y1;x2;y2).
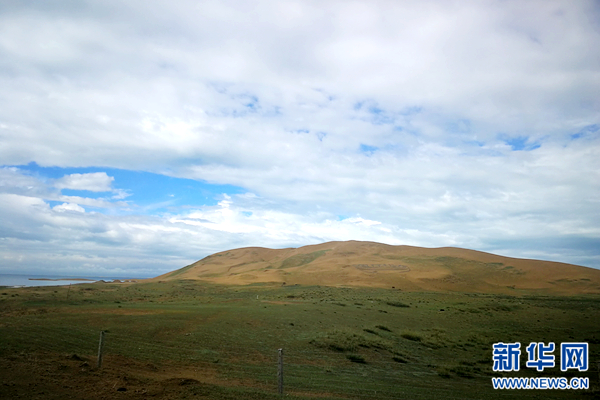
0;280;599;399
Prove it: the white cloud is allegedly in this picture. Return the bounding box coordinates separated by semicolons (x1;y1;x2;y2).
345;217;381;227
54;173;114;192
0;167;129;209
53;202;85;213
0;1;598;275
0;182;598;277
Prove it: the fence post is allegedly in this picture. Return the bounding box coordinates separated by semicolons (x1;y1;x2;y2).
278;348;284;395
97;331;105;369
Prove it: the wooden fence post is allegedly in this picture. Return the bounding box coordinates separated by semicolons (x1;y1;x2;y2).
278;348;284;395
97;331;105;369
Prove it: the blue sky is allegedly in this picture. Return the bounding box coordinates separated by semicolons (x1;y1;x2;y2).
14;162;244;214
0;0;599;277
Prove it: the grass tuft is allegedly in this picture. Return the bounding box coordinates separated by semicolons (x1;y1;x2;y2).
311;328;393;353
400;331;422;342
386;301;410;308
346;354;367;364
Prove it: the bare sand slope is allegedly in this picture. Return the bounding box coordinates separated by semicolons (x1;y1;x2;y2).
151;241;600;294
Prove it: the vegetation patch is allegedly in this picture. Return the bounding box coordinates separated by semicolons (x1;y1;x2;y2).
400;331;422;342
376;325;392;332
346;354;367;363
385;301;410;308
449;365;477;379
420;328;451;348
310;328;391;352
280;251;328;269
486;262;504;268
480;303;520;312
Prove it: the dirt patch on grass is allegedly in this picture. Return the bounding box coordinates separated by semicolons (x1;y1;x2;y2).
0;307;56;317
219;298;245;303
0;351;271;400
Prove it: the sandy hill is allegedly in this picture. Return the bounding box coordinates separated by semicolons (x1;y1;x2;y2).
152;241;600;294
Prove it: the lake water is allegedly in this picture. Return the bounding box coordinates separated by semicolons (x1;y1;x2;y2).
0;274;141;288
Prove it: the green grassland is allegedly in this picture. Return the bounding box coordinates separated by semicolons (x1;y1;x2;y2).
1;281;599;399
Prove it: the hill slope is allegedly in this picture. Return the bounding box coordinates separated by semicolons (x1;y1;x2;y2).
153;241;600;294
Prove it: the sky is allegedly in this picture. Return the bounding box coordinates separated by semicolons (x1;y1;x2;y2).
0;0;599;278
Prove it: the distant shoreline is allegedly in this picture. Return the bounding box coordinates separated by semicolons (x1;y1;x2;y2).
29;278;96;282
0;274;143;288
